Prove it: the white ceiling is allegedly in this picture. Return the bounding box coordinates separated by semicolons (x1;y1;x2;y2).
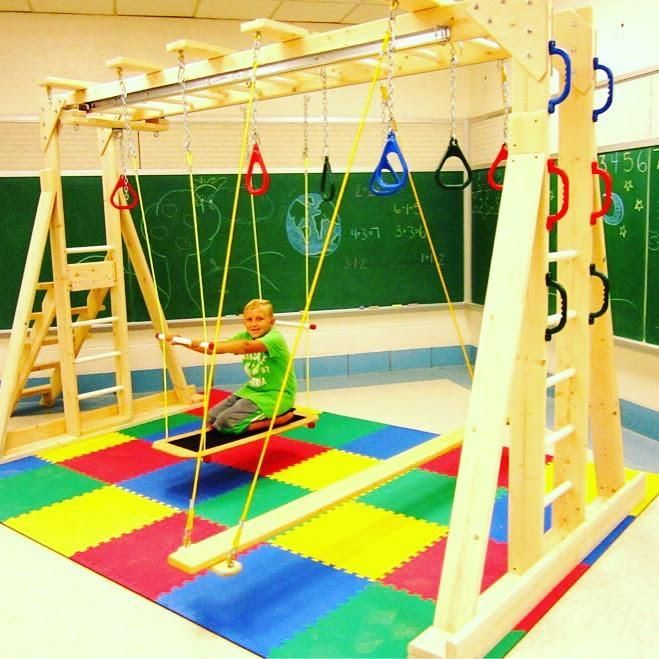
0;0;402;25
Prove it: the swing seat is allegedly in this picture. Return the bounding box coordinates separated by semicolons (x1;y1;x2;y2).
151;407;319;459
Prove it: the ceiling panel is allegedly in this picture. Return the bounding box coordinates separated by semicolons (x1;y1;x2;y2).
341;2;391;23
196;0;280;21
30;0;113;14
0;0;30;9
274;1;356;23
116;0;197;18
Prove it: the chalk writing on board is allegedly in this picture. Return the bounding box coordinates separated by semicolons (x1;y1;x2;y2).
140;178;226;313
285;192;342;256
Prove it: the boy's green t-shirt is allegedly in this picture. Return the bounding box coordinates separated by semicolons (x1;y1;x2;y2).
232;328;297;417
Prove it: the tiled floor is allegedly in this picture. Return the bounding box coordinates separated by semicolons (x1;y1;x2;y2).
0;371;657;658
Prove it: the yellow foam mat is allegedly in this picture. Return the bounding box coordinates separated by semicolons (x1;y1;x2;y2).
273;500;447;580
37;432;133;463
270;449;379;490
5;486;175;556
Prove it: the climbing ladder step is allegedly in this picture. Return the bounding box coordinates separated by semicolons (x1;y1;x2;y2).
19;384;52;399
71;315;118;328
74;350;121;365
548;249;578;262
543;480;573;508
30;361;59;372
547;309;576;326
77;385;123;401
65;245;114;254
545;367;576;388
545;424;574;448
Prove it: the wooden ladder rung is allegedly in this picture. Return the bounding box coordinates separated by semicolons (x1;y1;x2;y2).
547;309;577;326
71;315;117;328
545;367;576;388
165;39;233;59
548;249;578;262
74;350;121;365
105;56;163;73
543;480;573;508
30;361;59;372
78;385;123;401
19;384;52;399
240;18;311;42
66;245;114;254
545;424;574;448
36;281;54;290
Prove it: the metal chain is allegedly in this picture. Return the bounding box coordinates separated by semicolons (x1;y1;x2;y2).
385;0;397;135
117;67;137;182
321;67;330;159
249;32;262;148
499;59;510;144
178;50;193;163
449;44;458;140
302;94;310;161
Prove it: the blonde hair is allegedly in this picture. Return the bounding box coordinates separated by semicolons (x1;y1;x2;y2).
243;298;274;316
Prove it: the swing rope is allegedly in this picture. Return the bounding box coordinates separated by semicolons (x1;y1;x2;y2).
182;32;264;547
176;50;213;437
408;172;474;380
115;67;171;429
221;25;394;570
302;93;312;407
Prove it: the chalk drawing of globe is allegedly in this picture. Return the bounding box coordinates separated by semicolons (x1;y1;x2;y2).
286;192;341;256
603;192;624;226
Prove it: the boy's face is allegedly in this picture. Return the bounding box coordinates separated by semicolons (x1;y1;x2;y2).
243;306;274;338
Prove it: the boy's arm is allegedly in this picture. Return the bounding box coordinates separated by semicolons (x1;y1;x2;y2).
156;333;266;355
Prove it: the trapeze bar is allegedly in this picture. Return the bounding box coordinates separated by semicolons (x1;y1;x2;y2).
81;26;450;113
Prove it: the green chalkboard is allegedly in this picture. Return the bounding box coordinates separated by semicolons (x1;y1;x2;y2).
647;147;659;345
0;171;464;329
470;145;657;346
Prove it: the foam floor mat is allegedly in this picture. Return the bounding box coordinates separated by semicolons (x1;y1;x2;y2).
1;392;657;657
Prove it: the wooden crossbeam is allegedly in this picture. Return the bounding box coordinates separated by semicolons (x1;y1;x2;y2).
38;76;95;91
169;429;463;574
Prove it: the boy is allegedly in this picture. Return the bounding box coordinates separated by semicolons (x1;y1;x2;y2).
205;299;297;434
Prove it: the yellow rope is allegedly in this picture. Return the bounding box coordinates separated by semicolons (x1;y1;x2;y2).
127;154;171;417
225;31;392;565
303;155;311;406
182;47;261;547
408;172;474;380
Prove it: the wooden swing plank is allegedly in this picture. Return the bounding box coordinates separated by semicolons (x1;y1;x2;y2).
168;428;463;574
152;408;319;459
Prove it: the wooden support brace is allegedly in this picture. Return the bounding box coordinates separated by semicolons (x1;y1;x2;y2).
169;430;463;573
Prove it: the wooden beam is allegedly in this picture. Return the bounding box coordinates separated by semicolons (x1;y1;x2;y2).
434;153;546;631
38;76;95;91
169;430;463;573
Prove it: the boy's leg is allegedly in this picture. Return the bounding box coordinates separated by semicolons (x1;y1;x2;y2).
207;394;239;426
210;396;264;434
